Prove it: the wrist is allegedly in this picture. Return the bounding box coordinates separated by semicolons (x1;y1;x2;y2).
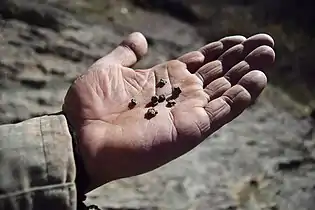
63;112;90;201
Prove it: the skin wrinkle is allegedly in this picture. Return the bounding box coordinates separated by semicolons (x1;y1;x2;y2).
109;68;116;98
121;69;140;95
177;51;205;72
178;89;208;105
196;60;223;86
236;62;251;78
114;68;121;96
175;108;205;140
132;68;147;89
221;94;234;108
223;87;249;108
205;79;231;100
133;70;147;91
219;44;244;61
193;117;204;141
171;68;200;94
206;98;227;125
89;68;159;124
96;71;156;125
90;72;106;118
148;122;159;153
133;70;149;95
119;72;149;105
180;79;200;94
196;110;212;139
179;72;203;90
122;76;138;96
86;78;121;122
188;51;204;63
141;71;155;94
80;75;99;121
96;71;108;108
153;68;158;96
185;51;204;61
178;110;202;141
199;42;223;57
195;69;205;84
122;72;129;99
165;62;173;93
225;60;250;83
169;108;179;145
192;74;204;87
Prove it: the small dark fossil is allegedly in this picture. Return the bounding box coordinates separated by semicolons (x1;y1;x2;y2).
160;78;167;84
151;95;159;103
157;78;167;88
160;79;167;85
167;99;176;107
173;86;182;95
150;95;159;106
128;98;137;109
145;108;158;119
158;94;166;102
148;108;158;115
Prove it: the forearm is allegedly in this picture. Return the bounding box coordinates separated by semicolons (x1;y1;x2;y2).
0;114;77;210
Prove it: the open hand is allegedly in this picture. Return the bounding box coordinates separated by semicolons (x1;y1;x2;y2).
62;32;275;191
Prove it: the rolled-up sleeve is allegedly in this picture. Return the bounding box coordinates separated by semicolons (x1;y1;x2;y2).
0;114;77;210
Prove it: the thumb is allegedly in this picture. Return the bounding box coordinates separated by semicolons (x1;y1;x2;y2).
95;32;148;67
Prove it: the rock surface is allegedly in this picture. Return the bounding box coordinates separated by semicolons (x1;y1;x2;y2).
0;0;315;210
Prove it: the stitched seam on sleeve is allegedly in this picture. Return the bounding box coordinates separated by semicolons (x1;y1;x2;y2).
58;115;73;155
0;183;74;200
39;117;50;184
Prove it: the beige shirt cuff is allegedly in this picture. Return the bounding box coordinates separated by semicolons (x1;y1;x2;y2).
0;114;77;210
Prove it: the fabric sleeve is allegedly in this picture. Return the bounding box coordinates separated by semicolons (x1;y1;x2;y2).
0;114;77;210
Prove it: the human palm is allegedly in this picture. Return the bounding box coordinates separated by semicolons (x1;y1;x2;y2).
63;32;275;191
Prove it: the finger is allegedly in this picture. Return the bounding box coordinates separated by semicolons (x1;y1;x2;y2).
217;33;274;70
194;60;223;87
195;34;274;84
204;71;267;134
194;34;273;86
194;44;245;86
220;35;247;49
244;45;275;69
199;35;247;63
242;34;274;53
197;45;274;91
177;51;205;73
204;77;231;100
178;35;246;73
94;32;148;67
224;45;275;85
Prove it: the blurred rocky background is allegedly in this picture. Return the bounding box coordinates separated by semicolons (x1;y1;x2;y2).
1;0;315;209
